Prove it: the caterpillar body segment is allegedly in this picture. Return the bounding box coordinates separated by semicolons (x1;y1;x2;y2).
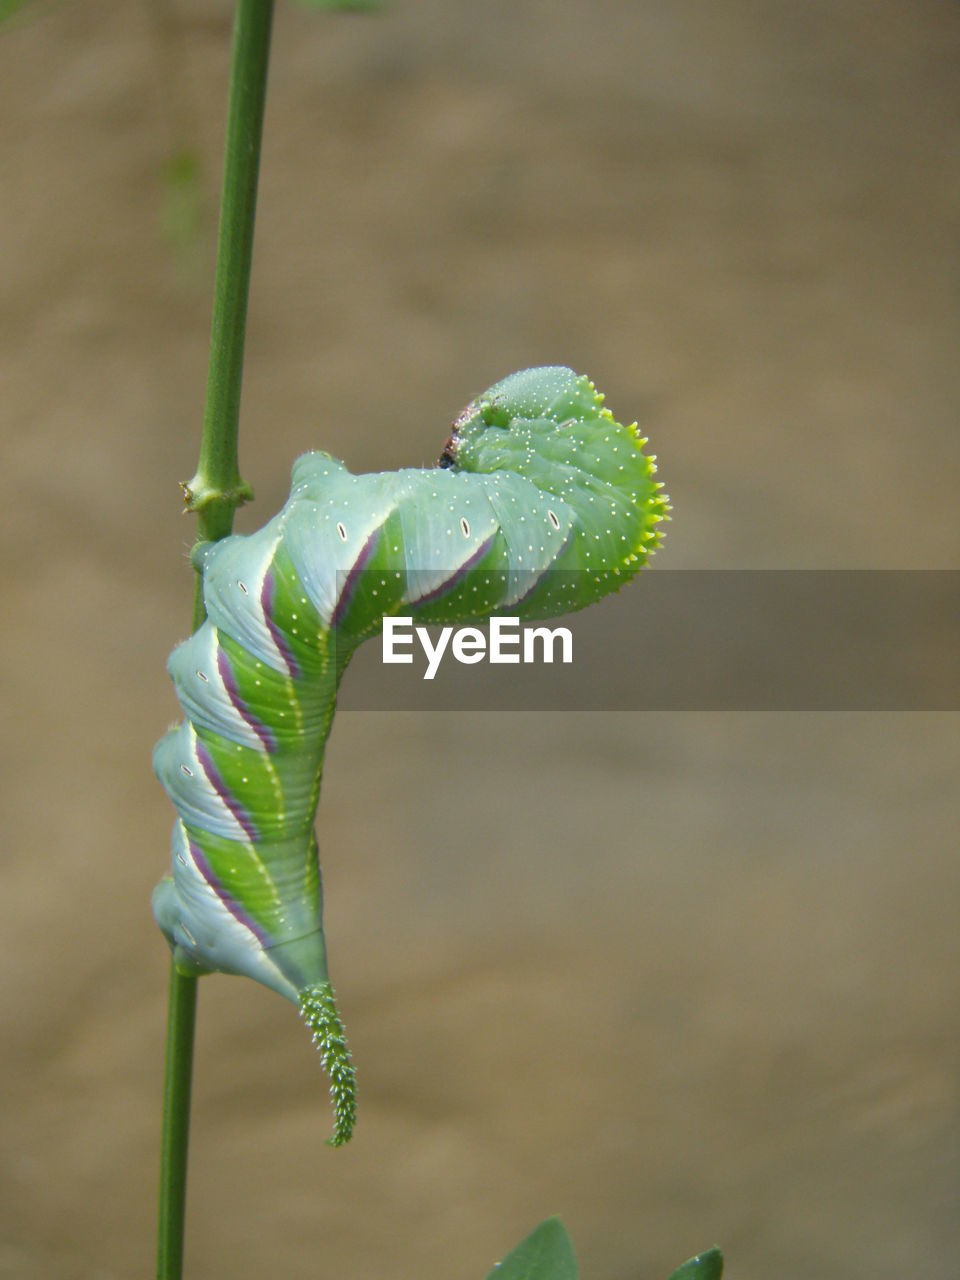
154;367;667;1142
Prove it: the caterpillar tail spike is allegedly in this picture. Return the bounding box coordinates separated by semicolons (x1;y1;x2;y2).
299;983;357;1147
153;366;668;1140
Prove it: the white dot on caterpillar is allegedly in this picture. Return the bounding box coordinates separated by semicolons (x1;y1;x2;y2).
336;522;347;541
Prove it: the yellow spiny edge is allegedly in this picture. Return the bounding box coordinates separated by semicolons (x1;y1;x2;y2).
299;983;357;1146
584;378;670;566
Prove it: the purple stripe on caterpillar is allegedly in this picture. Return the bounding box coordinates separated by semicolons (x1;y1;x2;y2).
409;533;497;607
216;647;277;754
188;837;272;948
261;568;301;680
332;526;382;629
195;737;259;843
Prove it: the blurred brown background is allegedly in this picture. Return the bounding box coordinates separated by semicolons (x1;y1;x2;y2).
1;1;958;1277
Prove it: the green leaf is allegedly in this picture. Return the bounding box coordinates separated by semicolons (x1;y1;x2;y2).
485;1217;578;1280
667;1246;724;1280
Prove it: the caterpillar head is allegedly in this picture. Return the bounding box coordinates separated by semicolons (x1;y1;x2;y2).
439;366;597;471
439;368;667;549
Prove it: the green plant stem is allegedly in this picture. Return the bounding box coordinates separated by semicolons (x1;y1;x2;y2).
182;0;275;556
157;2;275;1277
156;965;198;1280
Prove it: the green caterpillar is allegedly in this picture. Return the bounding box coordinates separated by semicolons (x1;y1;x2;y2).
153;366;667;1143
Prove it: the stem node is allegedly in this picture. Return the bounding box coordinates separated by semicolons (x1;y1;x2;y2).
180;475;254;514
